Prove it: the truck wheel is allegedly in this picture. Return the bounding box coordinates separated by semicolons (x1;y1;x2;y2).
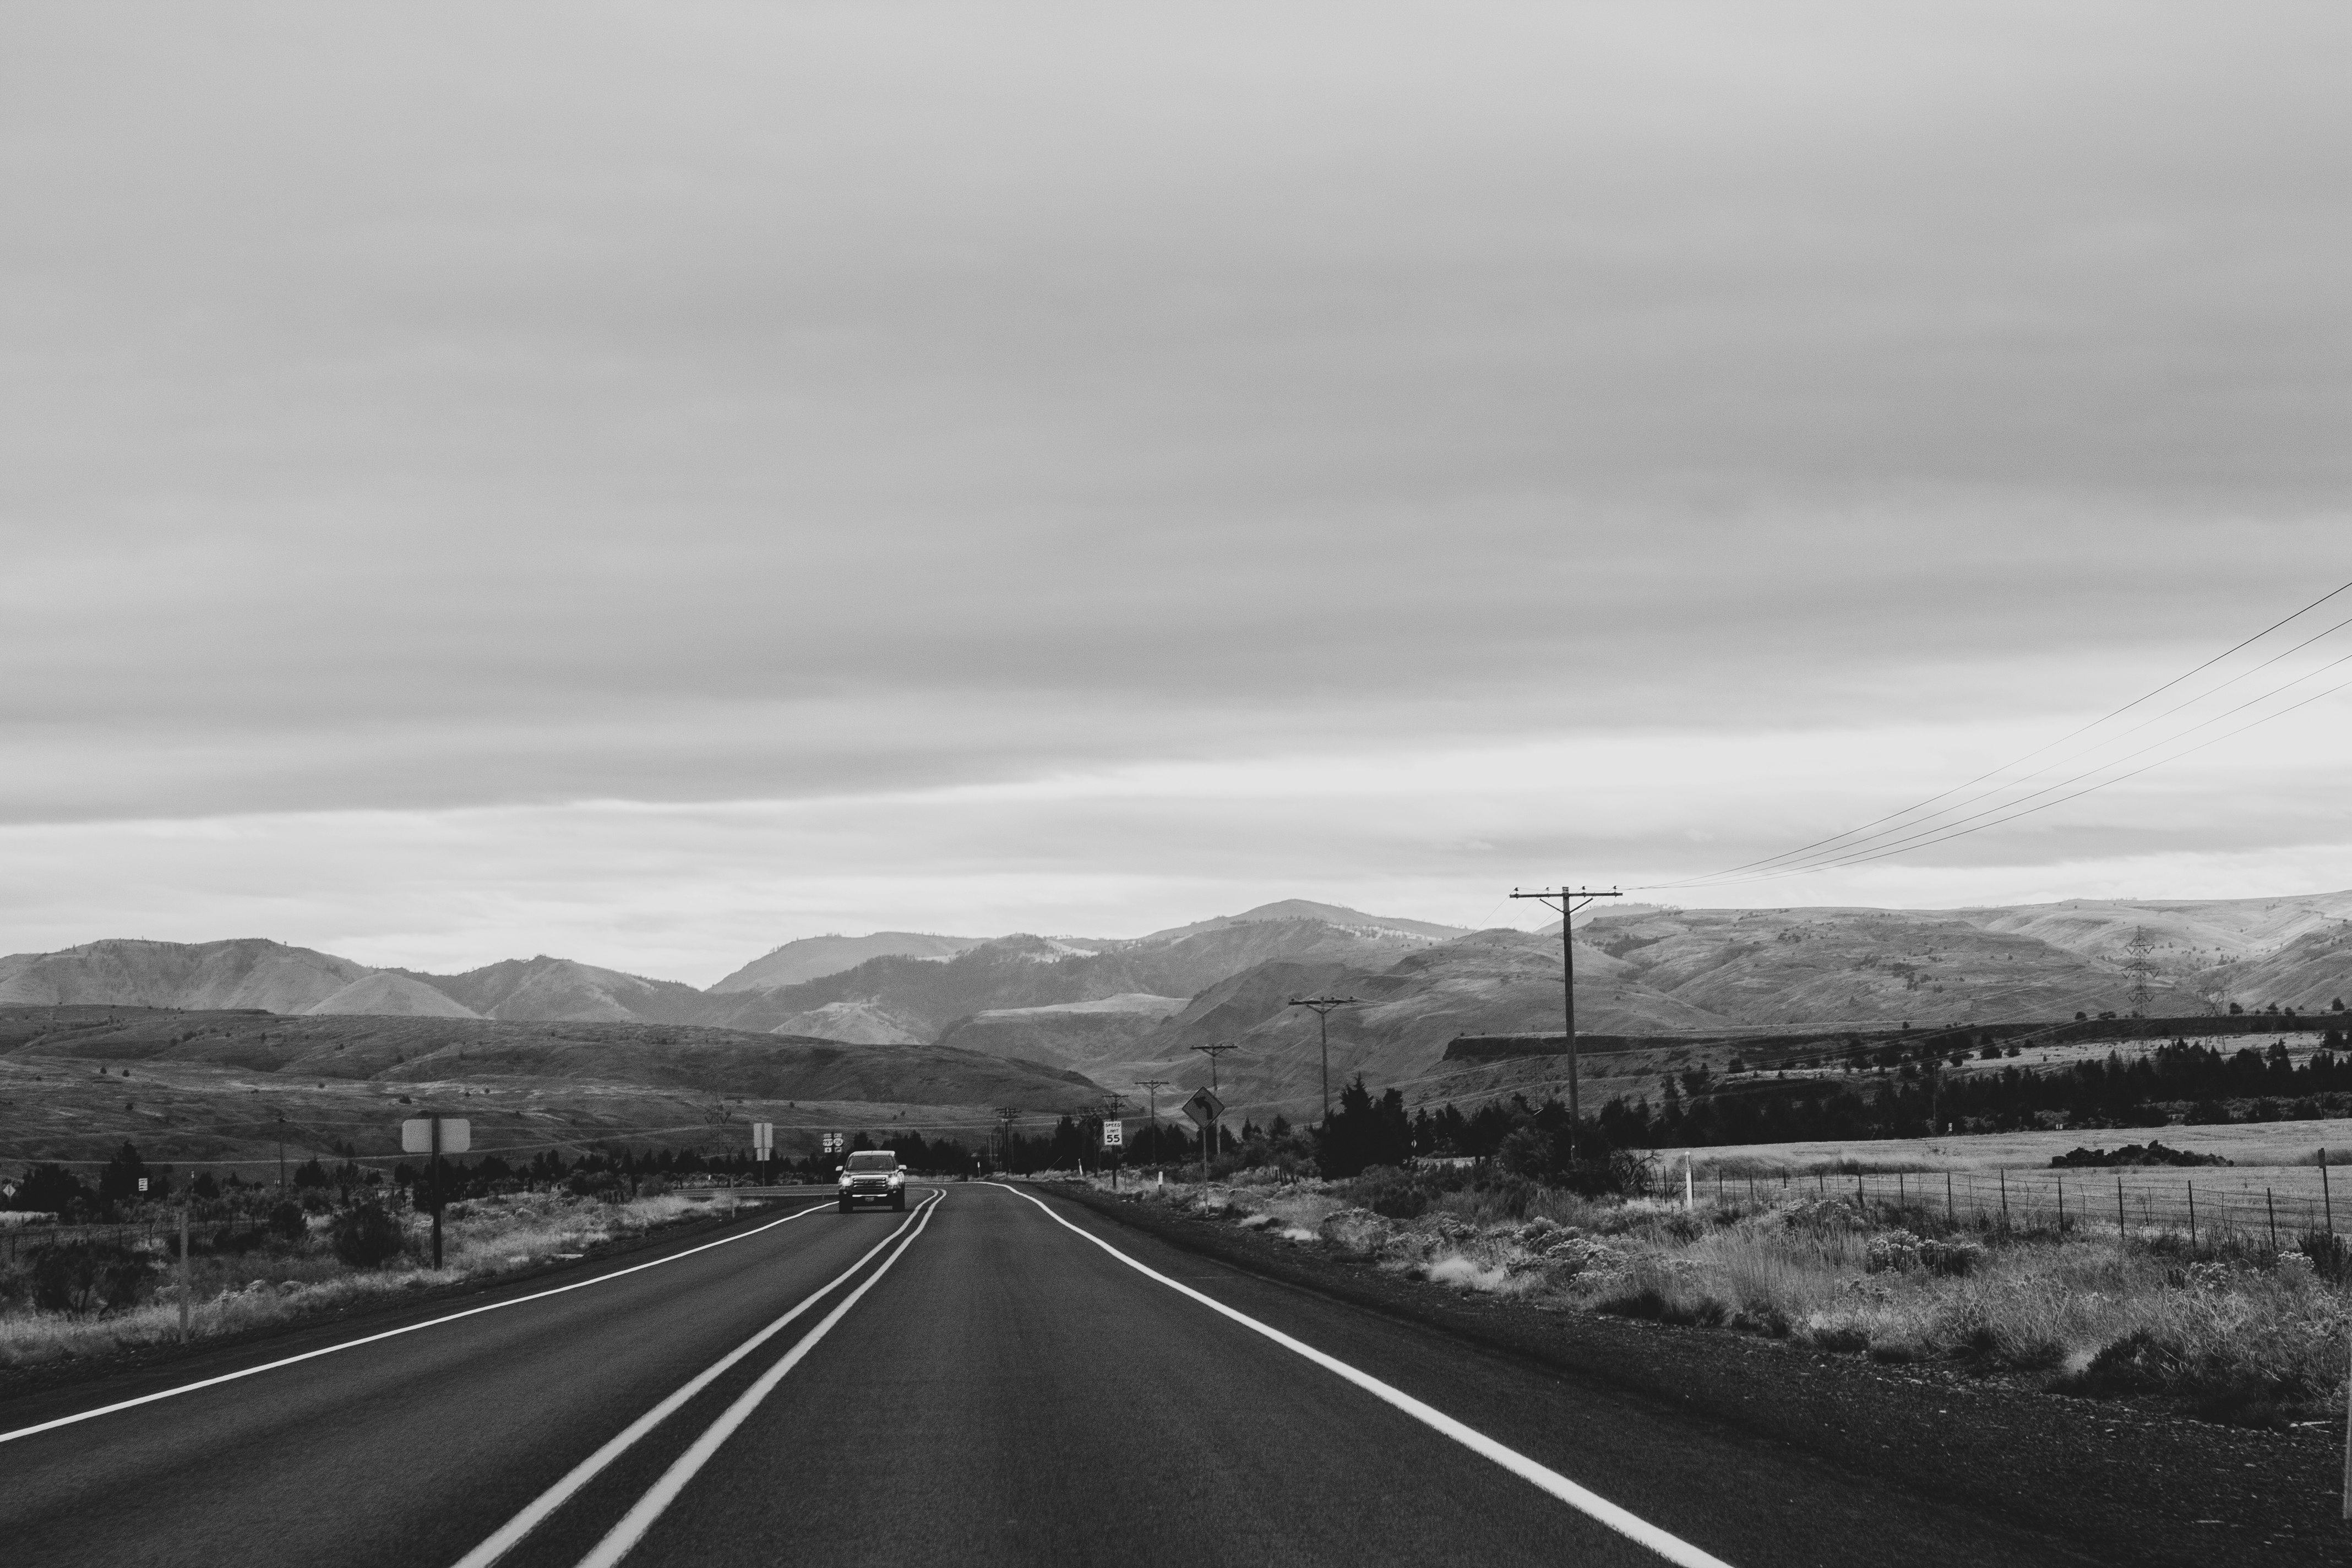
892;1192;906;1211
837;1198;852;1213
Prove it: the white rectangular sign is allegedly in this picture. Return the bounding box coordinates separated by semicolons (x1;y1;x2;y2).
400;1117;471;1155
752;1121;774;1153
1099;1121;1124;1148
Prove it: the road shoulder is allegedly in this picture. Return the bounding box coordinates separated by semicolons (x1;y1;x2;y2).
1047;1181;2340;1568
0;1191;836;1411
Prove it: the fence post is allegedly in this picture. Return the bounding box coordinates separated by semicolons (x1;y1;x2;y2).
2187;1180;2196;1251
1947;1172;1954;1226
2000;1168;2008;1229
2057;1174;2066;1234
2267;1188;2279;1253
2324;1150;2334;1241
2117;1174;2126;1248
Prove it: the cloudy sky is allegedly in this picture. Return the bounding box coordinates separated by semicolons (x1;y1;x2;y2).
4;2;2348;983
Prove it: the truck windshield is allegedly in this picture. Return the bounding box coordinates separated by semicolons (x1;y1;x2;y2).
845;1153;897;1172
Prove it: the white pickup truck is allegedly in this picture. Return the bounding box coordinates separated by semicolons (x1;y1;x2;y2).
837;1150;907;1212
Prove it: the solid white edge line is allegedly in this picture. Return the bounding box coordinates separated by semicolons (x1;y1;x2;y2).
0;1200;837;1448
988;1183;1736;1568
573;1190;945;1568
448;1197;931;1568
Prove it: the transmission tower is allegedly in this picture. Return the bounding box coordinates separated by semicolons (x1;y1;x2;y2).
2124;926;2158;1017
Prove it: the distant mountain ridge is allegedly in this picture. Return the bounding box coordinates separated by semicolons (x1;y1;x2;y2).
10;895;2352;1102
708;932;984;993
0;938;369;1013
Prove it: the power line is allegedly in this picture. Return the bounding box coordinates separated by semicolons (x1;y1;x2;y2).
1646;577;2352;890
1696;663;2352;889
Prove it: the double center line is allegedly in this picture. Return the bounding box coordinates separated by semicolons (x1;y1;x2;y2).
455;1188;941;1568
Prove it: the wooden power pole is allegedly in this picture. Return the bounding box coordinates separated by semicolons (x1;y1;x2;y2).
1286;995;1362;1127
1509;885;1622;1164
1137;1079;1170;1163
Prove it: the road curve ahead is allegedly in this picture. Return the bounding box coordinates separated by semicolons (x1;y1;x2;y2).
2;1183;2109;1567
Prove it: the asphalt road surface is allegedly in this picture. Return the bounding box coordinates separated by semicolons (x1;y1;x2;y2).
1;1183;2113;1568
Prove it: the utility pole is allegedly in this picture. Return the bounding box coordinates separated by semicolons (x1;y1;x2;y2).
995;1108;1021;1175
275;1113;287;1193
1286;995;1363;1126
1138;1079;1170;1164
1190;1043;1236;1163
1508;885;1622;1165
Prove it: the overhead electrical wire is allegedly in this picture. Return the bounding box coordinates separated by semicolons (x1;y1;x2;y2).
1699;661;2352;890
1637;576;2352;893
1694;612;2352;886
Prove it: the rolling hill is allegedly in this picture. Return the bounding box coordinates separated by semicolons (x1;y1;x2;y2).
400;956;710;1025
708;932;984;993
0;938;369;1012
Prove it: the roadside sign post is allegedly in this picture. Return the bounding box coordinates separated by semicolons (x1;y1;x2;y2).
752;1122;773;1183
401;1117;471;1270
1182;1088;1223;1186
1101;1119;1124;1190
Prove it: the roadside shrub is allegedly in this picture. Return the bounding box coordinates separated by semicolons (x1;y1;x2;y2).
1344;1166;1431;1219
2295;1229;2351;1282
331;1202;404;1268
1557;1150;1657;1199
27;1242;149;1314
267;1202;308;1244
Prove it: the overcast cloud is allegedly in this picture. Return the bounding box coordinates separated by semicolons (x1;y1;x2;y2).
3;2;2347;982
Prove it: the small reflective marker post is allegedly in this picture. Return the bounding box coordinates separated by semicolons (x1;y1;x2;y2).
178;1205;190;1345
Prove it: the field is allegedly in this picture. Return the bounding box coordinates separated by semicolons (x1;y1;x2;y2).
0;1185;804;1371
0;1049;1021;1180
1671;1120;2352;1239
1083;1162;2352;1426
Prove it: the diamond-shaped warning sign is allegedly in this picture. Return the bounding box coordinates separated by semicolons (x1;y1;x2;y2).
1182;1087;1224;1128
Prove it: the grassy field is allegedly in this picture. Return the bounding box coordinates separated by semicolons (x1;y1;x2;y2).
0;1186;796;1371
0;1050;1013;1177
1076;1162;2352;1426
1661;1121;2352;1238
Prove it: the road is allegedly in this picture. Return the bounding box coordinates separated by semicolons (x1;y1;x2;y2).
0;1182;2112;1567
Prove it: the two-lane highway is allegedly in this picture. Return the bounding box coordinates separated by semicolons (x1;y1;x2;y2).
3;1184;2109;1567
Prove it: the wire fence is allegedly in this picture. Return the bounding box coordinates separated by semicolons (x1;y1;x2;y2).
0;1213;290;1262
1678;1164;2350;1248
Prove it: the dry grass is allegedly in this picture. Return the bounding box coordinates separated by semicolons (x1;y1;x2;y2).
0;1190;755;1369
1087;1172;2352;1425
